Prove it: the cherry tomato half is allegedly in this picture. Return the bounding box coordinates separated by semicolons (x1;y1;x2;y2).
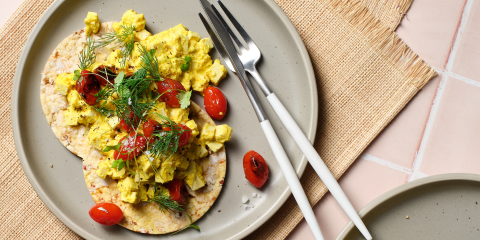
93;65;116;86
143;119;162;144
204;86;227;120
166;179;187;205
243;150;269;188
157;78;186;108
89;202;123;226
119;111;141;132
114;133;146;161
164;124;192;148
76;70;100;106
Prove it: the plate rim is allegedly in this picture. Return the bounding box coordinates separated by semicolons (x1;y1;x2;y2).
335;173;480;240
11;0;318;239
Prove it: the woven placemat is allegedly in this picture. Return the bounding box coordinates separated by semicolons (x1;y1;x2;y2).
0;0;434;239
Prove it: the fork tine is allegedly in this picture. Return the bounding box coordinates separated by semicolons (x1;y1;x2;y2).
217;0;259;52
198;13;236;73
211;4;246;52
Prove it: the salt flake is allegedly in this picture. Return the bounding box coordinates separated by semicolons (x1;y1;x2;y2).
244;204;255;211
242;195;249;204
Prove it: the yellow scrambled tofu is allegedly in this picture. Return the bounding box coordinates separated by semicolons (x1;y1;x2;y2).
84;12;100;35
59;9;233;205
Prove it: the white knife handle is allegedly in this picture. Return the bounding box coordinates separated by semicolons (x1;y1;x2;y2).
260;120;324;240
266;93;372;240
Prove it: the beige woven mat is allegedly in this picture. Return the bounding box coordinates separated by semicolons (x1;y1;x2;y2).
0;0;435;239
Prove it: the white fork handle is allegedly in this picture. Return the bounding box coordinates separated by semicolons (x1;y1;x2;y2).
266;93;373;240
260;120;324;240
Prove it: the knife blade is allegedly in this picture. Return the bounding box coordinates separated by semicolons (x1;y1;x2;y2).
198;0;267;122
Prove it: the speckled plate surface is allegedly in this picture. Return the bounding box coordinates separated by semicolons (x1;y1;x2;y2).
11;0;317;239
337;173;480;240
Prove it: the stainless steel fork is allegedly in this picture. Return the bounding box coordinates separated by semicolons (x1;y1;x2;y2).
210;1;372;239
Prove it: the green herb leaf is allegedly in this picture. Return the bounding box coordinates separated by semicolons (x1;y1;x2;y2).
102;143;121;152
180;56;191;72
171;214;200;235
177;90;192;109
115;71;125;86
111;159;125;171
73;70;81;81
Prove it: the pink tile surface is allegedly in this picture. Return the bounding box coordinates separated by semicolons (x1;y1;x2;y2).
0;0;24;27
396;0;467;69
450;1;480;81
420;76;480;175
287;158;408;240
364;74;441;168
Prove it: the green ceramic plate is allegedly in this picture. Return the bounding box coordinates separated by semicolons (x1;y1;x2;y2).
337;173;480;240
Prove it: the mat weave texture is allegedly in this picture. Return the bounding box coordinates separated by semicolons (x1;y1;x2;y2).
0;0;434;239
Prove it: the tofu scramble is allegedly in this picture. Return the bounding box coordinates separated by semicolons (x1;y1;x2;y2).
54;10;232;207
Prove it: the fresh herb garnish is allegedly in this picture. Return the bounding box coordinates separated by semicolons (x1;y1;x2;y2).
148;114;186;162
73;69;81;81
177;90;192;109
103;143;121;152
171;214;200;235
96;24;136;67
78;36;97;71
111;159;125;171
138;44;163;80
147;183;184;213
180;56;191;72
94;69;154;128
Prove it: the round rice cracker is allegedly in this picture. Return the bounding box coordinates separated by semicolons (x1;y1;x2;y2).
40;22;227;233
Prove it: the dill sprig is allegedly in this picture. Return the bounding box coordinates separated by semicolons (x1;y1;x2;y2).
116;75;154;127
138;44;163;80
78;36;97;70
96;24;136;67
149;114;186;162
148;183;184;213
94;70;155;128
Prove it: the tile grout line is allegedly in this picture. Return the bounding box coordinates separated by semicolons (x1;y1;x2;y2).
434;67;480;88
407;74;447;182
445;0;474;71
407;0;474;182
360;153;412;174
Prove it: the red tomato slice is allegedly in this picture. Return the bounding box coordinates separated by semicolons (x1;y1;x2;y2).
166;179;187;205
204;86;227;120
93;65;116;86
143;119;162;144
164;124;192;148
157;78;186;107
76;70;100;106
89;202;123;226
114;133;146;161
119;111;140;132
243;150;269;188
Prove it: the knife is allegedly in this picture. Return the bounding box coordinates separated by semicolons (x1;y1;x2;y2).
198;1;325;239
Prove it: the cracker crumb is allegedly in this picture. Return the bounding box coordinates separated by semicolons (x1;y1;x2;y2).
50;164;53;168
406;215;409;219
